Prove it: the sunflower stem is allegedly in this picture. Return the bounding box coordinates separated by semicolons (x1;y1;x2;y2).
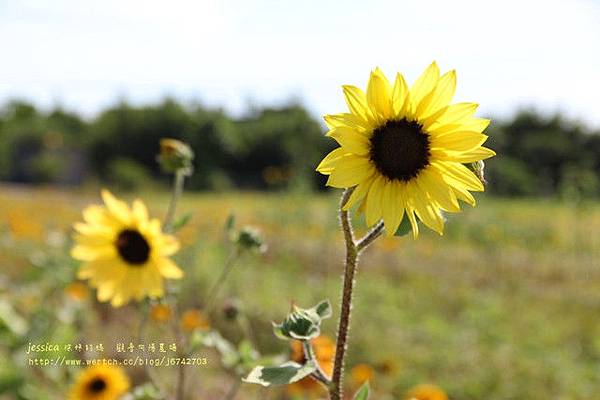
356;221;385;252
204;246;241;314
330;188;383;400
164;169;186;232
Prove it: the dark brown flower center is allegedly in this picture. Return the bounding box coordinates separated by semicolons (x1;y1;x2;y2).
369;119;430;181
116;229;150;265
87;377;107;393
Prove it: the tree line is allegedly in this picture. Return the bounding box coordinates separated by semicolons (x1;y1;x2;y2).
0;99;598;197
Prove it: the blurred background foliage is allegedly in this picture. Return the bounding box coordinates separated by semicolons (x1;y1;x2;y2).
2;99;599;197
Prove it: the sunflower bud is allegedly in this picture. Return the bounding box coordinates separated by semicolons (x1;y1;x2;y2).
157;138;194;176
222;298;240;320
234;226;267;253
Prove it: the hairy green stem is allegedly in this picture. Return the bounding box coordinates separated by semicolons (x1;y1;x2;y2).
329;188;383;400
164;169;186;231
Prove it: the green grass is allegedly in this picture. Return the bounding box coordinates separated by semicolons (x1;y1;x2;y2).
1;185;600;399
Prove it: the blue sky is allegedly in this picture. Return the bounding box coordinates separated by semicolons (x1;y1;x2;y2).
1;0;599;126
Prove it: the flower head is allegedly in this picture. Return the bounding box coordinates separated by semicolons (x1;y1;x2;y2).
317;63;495;237
69;365;130;400
351;363;375;386
150;303;173;323
157;138;194;175
71;190;183;307
405;383;448;400
180;308;210;332
64;281;90;302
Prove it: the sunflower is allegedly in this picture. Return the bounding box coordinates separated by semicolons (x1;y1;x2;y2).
317;62;495;237
180;308;211;332
69;365;130;400
71;190;183;307
405;383;448;400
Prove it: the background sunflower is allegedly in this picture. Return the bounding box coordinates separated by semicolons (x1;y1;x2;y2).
71;190;183;307
69;365;130;400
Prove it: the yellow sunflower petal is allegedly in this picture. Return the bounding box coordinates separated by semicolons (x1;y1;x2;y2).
71;244;115;261
452;185;477;206
409;61;440;115
327;127;371;155
156;235;180;256
342;85;371;124
392;72;409;118
408;181;444;234
365;176;385;226
418;69;456;119
132;199;149;225
428;102;479;132
101;189;131;224
419;169;460;213
432;161;484;191
430;132;488;153
433;146;496;163
343;177;375;211
316;148;347;174
367;67;393;122
157;258;184;279
326;155;375;188
382;181;404;236
323;113;369;133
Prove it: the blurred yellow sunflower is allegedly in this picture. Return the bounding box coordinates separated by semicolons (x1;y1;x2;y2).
405;383;448;400
150;303;173;323
180;308;211;332
71;190;182;307
317;62;495;237
350;363;375;386
69;365;129;400
287;335;335;398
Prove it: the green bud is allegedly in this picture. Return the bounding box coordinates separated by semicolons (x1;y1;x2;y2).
235;226;267;253
157;138;194;176
272;300;332;341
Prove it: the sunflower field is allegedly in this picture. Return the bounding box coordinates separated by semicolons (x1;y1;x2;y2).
2;52;600;400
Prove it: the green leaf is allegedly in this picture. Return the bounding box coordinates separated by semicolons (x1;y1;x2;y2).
224;213;236;233
171;212;192;233
243;360;316;387
313;299;332;319
353;382;370;399
272;299;331;341
394;217;414;237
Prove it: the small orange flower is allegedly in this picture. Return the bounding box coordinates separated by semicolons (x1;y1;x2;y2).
180;309;210;332
351;363;375;386
64;282;90;302
287;335;335;397
150;304;172;323
8;210;43;241
405;383;448;400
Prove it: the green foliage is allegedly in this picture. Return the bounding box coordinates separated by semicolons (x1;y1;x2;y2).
272;300;332;341
106;157;153;191
353;382;371;399
243;360;317;387
2;100;600;197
